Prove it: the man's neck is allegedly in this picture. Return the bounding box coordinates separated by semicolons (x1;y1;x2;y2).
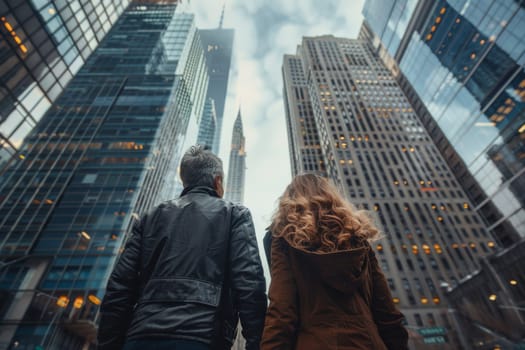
180;185;219;198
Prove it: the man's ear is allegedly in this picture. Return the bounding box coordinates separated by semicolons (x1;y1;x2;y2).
214;175;224;198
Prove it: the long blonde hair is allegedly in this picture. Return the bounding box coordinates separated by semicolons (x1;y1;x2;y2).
271;174;380;252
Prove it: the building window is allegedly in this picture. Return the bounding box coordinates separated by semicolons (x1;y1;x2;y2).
427;313;436;326
380;259;389;271
388;278;396;291
415;314;423;327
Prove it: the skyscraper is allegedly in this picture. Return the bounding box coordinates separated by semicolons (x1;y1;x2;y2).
0;0;129;172
225;110;246;205
283;34;498;349
0;2;208;349
362;0;525;247
198;19;234;154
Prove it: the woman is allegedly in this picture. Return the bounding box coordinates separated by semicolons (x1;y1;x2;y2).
261;174;408;350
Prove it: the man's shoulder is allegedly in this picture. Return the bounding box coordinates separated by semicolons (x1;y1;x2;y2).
140;199;182;221
225;201;250;216
150;199;179;213
151;197;252;221
157;198;181;208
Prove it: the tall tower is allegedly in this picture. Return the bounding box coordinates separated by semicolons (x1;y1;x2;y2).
0;0;130;172
0;2;208;349
283;35;498;349
225;110;246;205
197;7;234;154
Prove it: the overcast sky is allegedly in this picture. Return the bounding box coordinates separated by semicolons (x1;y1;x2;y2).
189;0;365;272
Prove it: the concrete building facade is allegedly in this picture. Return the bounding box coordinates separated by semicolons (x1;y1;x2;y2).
283;34;499;349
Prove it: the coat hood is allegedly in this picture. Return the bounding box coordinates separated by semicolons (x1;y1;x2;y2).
288;241;371;294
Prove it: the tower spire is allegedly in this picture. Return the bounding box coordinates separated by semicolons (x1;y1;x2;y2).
218;2;225;28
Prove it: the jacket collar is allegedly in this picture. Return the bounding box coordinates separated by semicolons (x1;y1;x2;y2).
180;185;220;198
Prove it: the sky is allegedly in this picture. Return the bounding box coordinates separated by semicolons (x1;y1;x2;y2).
189;0;365;272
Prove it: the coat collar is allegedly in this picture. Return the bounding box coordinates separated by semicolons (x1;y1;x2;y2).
180;185;220;198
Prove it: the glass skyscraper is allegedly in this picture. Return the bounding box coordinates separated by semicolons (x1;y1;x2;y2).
198;27;234;154
0;0;129;172
224;110;245;205
0;2;208;349
362;0;525;247
283;33;499;349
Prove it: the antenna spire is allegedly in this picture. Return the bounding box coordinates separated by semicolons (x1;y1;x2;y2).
218;2;225;28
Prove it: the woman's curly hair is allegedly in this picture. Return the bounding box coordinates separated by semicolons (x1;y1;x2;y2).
271;174;380;252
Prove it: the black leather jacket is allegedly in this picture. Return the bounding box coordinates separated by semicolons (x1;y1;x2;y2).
97;186;267;350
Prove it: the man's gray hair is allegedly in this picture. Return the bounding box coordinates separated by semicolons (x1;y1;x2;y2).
180;145;224;188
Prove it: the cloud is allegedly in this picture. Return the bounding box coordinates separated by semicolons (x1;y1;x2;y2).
244;97;290;276
188;1;221;27
229;10;259;58
262;52;284;96
234;1;263;16
236;59;274;115
274;24;303;53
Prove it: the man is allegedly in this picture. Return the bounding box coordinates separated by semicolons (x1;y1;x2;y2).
98;145;267;350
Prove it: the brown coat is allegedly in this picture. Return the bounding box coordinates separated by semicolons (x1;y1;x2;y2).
261;237;408;350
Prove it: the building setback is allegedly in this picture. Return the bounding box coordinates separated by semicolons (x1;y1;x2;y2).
0;0;129;172
282;34;498;349
0;2;208;349
362;0;525;248
225;110;246;205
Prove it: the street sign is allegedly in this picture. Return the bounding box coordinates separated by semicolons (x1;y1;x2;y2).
423;336;447;344
418;327;447;336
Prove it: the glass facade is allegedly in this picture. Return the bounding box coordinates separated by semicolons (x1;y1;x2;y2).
0;3;208;349
224;110;245;205
198;28;234;154
196;97;217;150
362;0;525;246
447;240;525;348
283;34;498;349
0;0;129;172
362;0;418;57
